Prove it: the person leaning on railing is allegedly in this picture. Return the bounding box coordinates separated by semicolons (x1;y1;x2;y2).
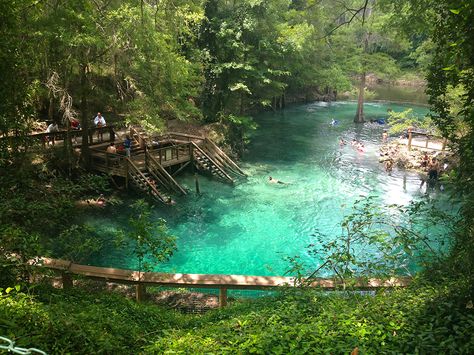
94;112;106;141
45;122;59;145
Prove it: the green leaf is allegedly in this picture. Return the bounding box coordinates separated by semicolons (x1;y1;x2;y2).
449;9;460;15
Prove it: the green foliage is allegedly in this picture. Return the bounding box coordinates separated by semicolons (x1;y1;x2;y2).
287;197;454;287
219;113;258;156
0;286;187;354
387;108;435;135
52;225;103;264
1;276;472;354
0;167;111;287
124;200;177;274
147;278;473;354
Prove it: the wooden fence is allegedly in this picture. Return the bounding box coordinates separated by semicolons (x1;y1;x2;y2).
35;258;411;308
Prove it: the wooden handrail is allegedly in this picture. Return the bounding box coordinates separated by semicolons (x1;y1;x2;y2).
191;142;234;183
167;131;205;141
146;150;187;195
36;257;411;305
204;138;246;176
126;158;166;203
38;257;411;289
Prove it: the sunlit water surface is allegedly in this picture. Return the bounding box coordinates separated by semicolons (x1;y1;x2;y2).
87;101;450;276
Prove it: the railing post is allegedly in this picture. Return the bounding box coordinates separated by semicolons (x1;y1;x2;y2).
442;138;447;151
136;283;146;302
144;145;148;170
407;127;412;151
109;126;115;142
125;159;129;189
62;272;73;290
219;287;227;308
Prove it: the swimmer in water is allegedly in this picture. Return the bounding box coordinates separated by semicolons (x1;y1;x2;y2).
269;176;287;185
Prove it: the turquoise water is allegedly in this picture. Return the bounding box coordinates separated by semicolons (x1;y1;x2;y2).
89;101;447;276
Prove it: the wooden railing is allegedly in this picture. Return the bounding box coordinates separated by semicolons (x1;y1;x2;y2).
204;138;246;176
2;125;116;148
407;129;448;151
127;157;167;203
145;149;187;195
36;257;411;307
89;147;128;177
191;141;234;183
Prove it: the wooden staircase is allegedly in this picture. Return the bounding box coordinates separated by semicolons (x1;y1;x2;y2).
191;142;235;183
145;150;187;195
127;158;171;204
202;138;246;180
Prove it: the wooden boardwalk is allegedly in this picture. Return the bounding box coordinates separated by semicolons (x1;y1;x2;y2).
5;125;245;203
37;257;411;307
89;128;246;204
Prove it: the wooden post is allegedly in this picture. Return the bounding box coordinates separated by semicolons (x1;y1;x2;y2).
109;126;115;142
407;127;412;151
194;172;200;194
62;272;73;290
144;145;148;170
136;283;146;302
125;160;129;189
219;287;227;308
442;138;447;151
425;135;429;148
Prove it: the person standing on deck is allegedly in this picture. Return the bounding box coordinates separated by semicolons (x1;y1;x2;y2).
46;122;59;145
94;112;106;141
382;129;388;142
124;135;132;157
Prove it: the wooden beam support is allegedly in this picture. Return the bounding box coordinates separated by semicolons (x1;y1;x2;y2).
219;287;228;308
136;284;146;303
62;272;73;290
407;128;413;151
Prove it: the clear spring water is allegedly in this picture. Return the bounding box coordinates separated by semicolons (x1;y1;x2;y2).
87;101;449;276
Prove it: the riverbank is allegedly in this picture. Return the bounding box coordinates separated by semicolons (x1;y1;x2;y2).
379;139;456;177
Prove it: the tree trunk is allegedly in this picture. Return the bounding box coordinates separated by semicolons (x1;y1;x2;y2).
80;62;90;168
48;95;54;122
354;71;366;123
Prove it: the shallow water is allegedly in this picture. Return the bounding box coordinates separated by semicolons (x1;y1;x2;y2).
88;101;448;276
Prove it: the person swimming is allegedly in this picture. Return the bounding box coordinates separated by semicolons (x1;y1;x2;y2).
268;176;287;185
330;119;339;126
356;142;366;152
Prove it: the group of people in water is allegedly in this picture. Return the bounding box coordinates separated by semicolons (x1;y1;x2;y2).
339;138;366;152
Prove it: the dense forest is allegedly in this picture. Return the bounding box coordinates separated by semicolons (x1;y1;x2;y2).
1;0;474;353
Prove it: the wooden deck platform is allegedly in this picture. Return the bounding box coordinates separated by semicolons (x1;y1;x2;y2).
89;127;246;204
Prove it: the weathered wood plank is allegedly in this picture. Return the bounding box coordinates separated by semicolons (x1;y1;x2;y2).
37;258;411;290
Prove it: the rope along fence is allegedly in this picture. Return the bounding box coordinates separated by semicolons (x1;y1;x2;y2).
0;336;46;355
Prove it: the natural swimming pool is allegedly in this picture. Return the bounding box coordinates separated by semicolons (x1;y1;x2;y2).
87;100;450;276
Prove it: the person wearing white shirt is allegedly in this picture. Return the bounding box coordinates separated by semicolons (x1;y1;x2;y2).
94;112;106;141
46;122;59;145
94;112;106;127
